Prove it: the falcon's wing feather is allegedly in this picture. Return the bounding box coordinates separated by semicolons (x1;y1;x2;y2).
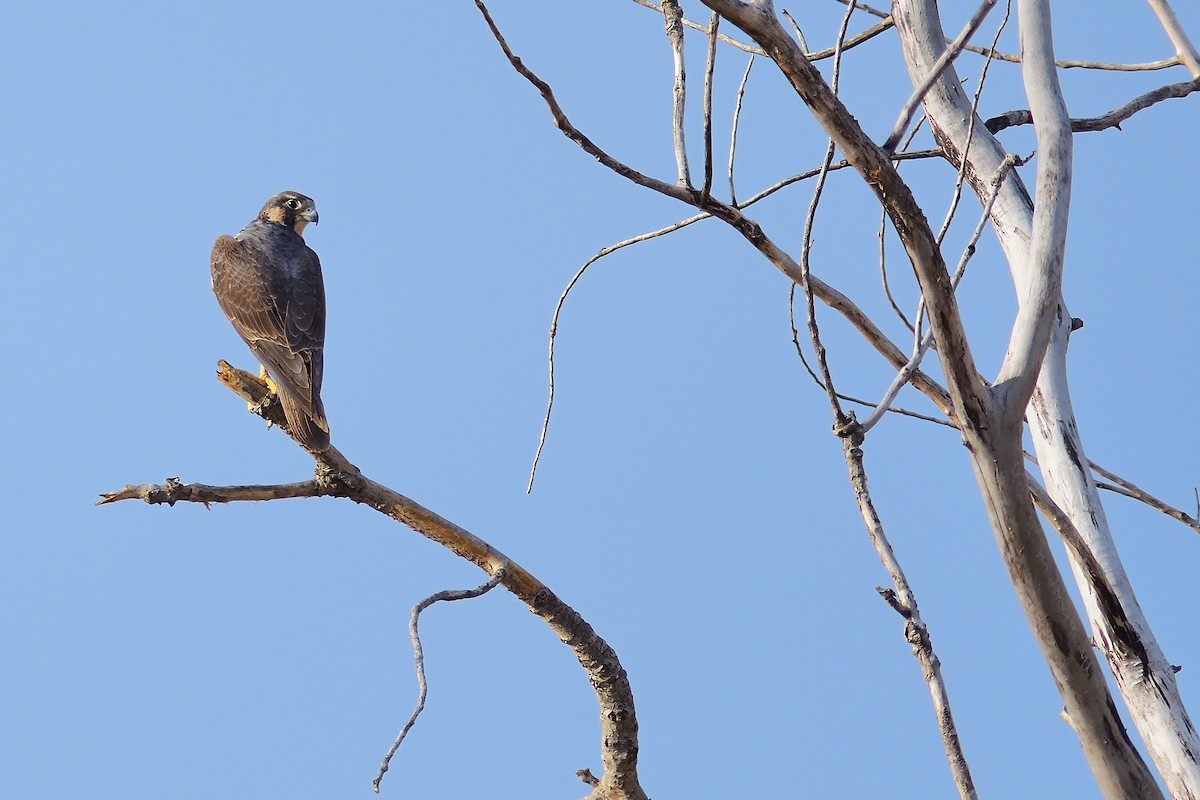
210;234;284;345
284;248;325;349
210;235;326;428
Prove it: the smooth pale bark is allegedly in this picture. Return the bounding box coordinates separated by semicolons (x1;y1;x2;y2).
893;0;1200;795
1030;316;1200;797
698;1;1163;796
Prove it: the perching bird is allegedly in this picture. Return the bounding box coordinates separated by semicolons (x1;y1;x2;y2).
210;191;329;451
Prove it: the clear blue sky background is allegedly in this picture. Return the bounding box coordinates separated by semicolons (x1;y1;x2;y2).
3;2;1197;798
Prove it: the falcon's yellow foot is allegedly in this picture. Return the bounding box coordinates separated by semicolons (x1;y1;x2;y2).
249;364;279;429
258;364;280;394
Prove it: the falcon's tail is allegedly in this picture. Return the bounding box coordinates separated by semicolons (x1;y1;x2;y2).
279;391;330;452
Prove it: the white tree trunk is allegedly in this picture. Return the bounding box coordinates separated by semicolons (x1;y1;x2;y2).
892;1;1200;795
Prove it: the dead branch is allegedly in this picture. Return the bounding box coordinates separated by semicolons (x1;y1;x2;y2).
846;432;977;800
663;0;692;188
373;570;507;792
633;0;896;62
100;362;647;800
986;76;1200;133
794;0;859;422
882;0;999;153
1146;0;1200;76
701;12;719;201
727;55;754;205
1090;461;1200;533
790;8;976;793
839;0;1183;70
894;0;1195;791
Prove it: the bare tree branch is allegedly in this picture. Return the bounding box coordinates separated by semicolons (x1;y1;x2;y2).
844;432;976;800
986;76;1200;133
893;0;1197;792
635;0;896;62
633;0;765;54
663;0;692;187
1090;461;1200;534
102;361;648;800
840;0;1184;71
701;0;989;428
787;14;976;792
702;11;720;201
877;117;930;333
780;9;808;53
524;146;942;492
1146;0;1200;76
373;570;507;792
728;55;755;205
699;1;1160;794
1020;452;1200;535
882;0;999;153
795;0;860;422
935;1;1010;247
473;18;1176;790
860;8;1014;436
991;0;1072;415
859;152;1022;434
98;475;320;506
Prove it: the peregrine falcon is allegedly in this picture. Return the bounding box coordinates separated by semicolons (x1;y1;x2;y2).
210;191;329;451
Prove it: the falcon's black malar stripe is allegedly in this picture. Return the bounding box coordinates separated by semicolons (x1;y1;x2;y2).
210;190;330;451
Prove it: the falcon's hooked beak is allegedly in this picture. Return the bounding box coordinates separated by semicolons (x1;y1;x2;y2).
293;206;318;235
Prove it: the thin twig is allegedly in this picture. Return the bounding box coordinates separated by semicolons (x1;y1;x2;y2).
701;12;720;201
373;569;508;792
859;153;1023;434
877;118;928;333
780;9;809;53
1089;461;1200;534
894;12;1010;433
882;0;998;153
527;225;698;492
986;76;1200;133
481;0;958;479
663;0;692;188
738;150;943;207
632;0;764;55
935;0;1010;247
836;0;1182;70
634;0;895;63
728;55;754;206
526;149;942;490
886;0;1008;392
806;16;895;61
795;0;859;421
844;432;977;800
787;291;955;429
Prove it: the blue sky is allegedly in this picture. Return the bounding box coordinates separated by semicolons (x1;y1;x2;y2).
3;2;1198;797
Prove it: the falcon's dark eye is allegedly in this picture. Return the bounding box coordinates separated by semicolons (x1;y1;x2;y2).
285;198;302;210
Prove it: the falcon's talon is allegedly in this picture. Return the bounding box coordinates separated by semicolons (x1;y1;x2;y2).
211;191;331;451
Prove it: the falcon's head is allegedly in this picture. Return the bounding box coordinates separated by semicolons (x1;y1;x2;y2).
259;191;319;235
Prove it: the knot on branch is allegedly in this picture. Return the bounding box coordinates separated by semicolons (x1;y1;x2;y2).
833;411;863;445
314;460;357;496
152;477;185;505
905;619;929;650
